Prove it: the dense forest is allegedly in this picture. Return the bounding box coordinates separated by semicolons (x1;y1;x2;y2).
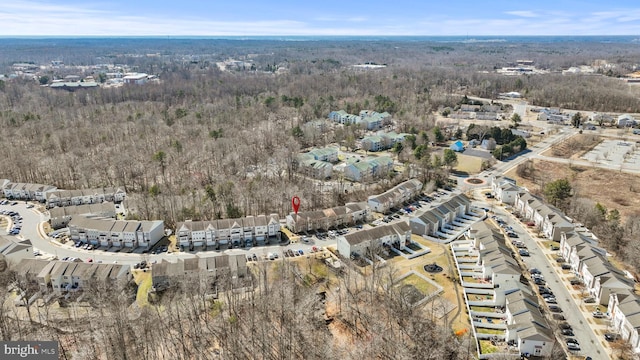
1;37;640;359
2;38;640;227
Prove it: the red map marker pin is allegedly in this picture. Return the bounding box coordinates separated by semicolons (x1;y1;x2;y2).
292;196;301;214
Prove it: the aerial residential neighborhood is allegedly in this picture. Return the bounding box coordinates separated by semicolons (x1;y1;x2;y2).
4;25;640;360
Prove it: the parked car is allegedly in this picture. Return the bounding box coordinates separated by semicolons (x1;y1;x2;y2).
593;310;606;318
530;268;541;275
561;329;574;336
566;338;579;345
570;278;583;285
559;323;572;330
549;305;562;313
583;297;596;303
604;333;621;342
552;314;566;320
550;244;560;251
519;249;530;257
561;264;572;270
567;343;580;351
545;297;557;304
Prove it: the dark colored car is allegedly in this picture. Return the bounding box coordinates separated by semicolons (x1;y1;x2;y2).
559;323;572;330
561;329;574;336
604;333;621;342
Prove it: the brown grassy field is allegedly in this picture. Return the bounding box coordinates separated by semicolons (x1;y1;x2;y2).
542;134;601;159
505;159;640;220
454;154;483;174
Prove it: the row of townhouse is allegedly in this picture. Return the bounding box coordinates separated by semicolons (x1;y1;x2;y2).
504;291;555;357
49;202;116;229
175;214;281;249
360;132;407;152
2;180;57;202
367;178;423;214
409;194;473;237
286;202;368;234
608;289;640;353
451;222;555;358
513;191;574;241
69;215;164;249
152;254;248;292
0;235;33;270
560;230;634;306
490;176;519;205
45;187;126;208
14;258;131;294
343;156;393;182
328;110;391;130
336;221;411;259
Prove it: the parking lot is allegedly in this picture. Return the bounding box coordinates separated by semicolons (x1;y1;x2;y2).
582;139;640;171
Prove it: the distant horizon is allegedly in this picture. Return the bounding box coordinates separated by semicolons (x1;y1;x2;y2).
2;1;640;37
1;35;639;43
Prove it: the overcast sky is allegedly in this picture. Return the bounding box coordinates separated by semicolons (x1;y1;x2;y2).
2;0;640;36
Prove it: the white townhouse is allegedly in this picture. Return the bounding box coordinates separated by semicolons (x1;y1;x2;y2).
410;194;472;237
68;215;164;249
176;214;281;249
46;187;126;208
286;203;369;234
367;178;423;214
336;221;411;259
491;176;519;204
504;291;555;357
609;290;640;353
3;182;57;201
514;191;574;241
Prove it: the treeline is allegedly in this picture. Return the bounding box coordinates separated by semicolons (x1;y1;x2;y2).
1;41;640;226
0;259;474;359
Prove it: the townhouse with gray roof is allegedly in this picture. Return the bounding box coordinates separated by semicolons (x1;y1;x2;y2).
176;214;280;249
286;202;368;234
514;191;574;241
152;254;248;293
68;215;164;249
367;178;423;214
336;221;411;259
45;187;126;208
49;202;116;229
3;182;57;201
410;194;472;238
0;235;34;270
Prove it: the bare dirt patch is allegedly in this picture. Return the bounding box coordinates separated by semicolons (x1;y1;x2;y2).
506;159;640;220
543;134;601;159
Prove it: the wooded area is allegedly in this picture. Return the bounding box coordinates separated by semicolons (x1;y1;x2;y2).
2;38;640;227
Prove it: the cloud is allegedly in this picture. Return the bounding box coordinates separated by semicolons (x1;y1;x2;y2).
505;11;538;18
2;1;640;36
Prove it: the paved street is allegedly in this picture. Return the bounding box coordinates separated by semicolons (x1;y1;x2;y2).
1;202;335;266
489;202;610;359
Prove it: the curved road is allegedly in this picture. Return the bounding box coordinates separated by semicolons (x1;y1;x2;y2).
1;202;332;266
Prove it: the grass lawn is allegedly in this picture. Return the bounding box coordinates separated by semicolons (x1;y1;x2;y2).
135;271;152;307
476;328;505;335
401;274;437;296
479;340;500;355
454;154;483;174
470;306;497;312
